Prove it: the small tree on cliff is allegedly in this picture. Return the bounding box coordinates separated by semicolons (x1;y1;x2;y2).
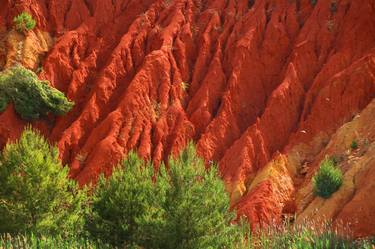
13;12;36;33
87;143;242;249
0;66;74;120
0;127;88;236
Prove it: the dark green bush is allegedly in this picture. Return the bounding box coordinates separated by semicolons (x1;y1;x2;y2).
13;12;36;33
0;127;88;236
313;158;343;199
0;66;74;120
87;143;241;249
351;140;359;150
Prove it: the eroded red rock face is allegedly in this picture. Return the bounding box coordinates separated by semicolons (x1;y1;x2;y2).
1;0;375;236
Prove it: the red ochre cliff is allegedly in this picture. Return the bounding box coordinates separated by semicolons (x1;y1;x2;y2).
1;0;375;237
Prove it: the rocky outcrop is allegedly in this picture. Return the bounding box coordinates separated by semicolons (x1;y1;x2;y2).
0;29;53;70
0;0;374;237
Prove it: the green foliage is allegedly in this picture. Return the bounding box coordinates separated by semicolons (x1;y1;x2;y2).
86;152;168;248
0;234;111;249
313;158;343;199
0;137;373;249
0;91;8;113
0;66;74;120
351;140;359;150
1;223;374;249
161;143;240;249
253;221;374;249
13;12;36;33
87;143;241;249
310;0;317;6
0;128;88;236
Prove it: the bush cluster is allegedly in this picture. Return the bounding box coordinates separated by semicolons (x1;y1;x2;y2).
313;158;343;199
87;143;241;249
13;12;36;33
0;129;241;248
0;66;74;120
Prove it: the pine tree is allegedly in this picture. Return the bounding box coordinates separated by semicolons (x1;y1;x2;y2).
88;143;242;249
160;143;240;249
86;152;168;248
0;127;88;236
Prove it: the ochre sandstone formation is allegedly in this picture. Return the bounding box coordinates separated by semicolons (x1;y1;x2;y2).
0;0;374;237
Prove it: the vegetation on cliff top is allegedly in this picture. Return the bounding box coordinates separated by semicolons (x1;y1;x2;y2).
0;66;74;120
13;12;36;33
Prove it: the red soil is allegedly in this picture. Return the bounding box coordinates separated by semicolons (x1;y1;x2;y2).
1;0;375;236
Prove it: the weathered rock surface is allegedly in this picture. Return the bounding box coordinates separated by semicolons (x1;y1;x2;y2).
0;0;374;237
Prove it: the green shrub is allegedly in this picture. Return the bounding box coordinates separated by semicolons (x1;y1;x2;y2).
86;152;168;248
350;140;359;150
0;66;74;120
87;143;241;249
13;12;36;33
310;0;317;6
0;127;88;236
313;158;343;199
